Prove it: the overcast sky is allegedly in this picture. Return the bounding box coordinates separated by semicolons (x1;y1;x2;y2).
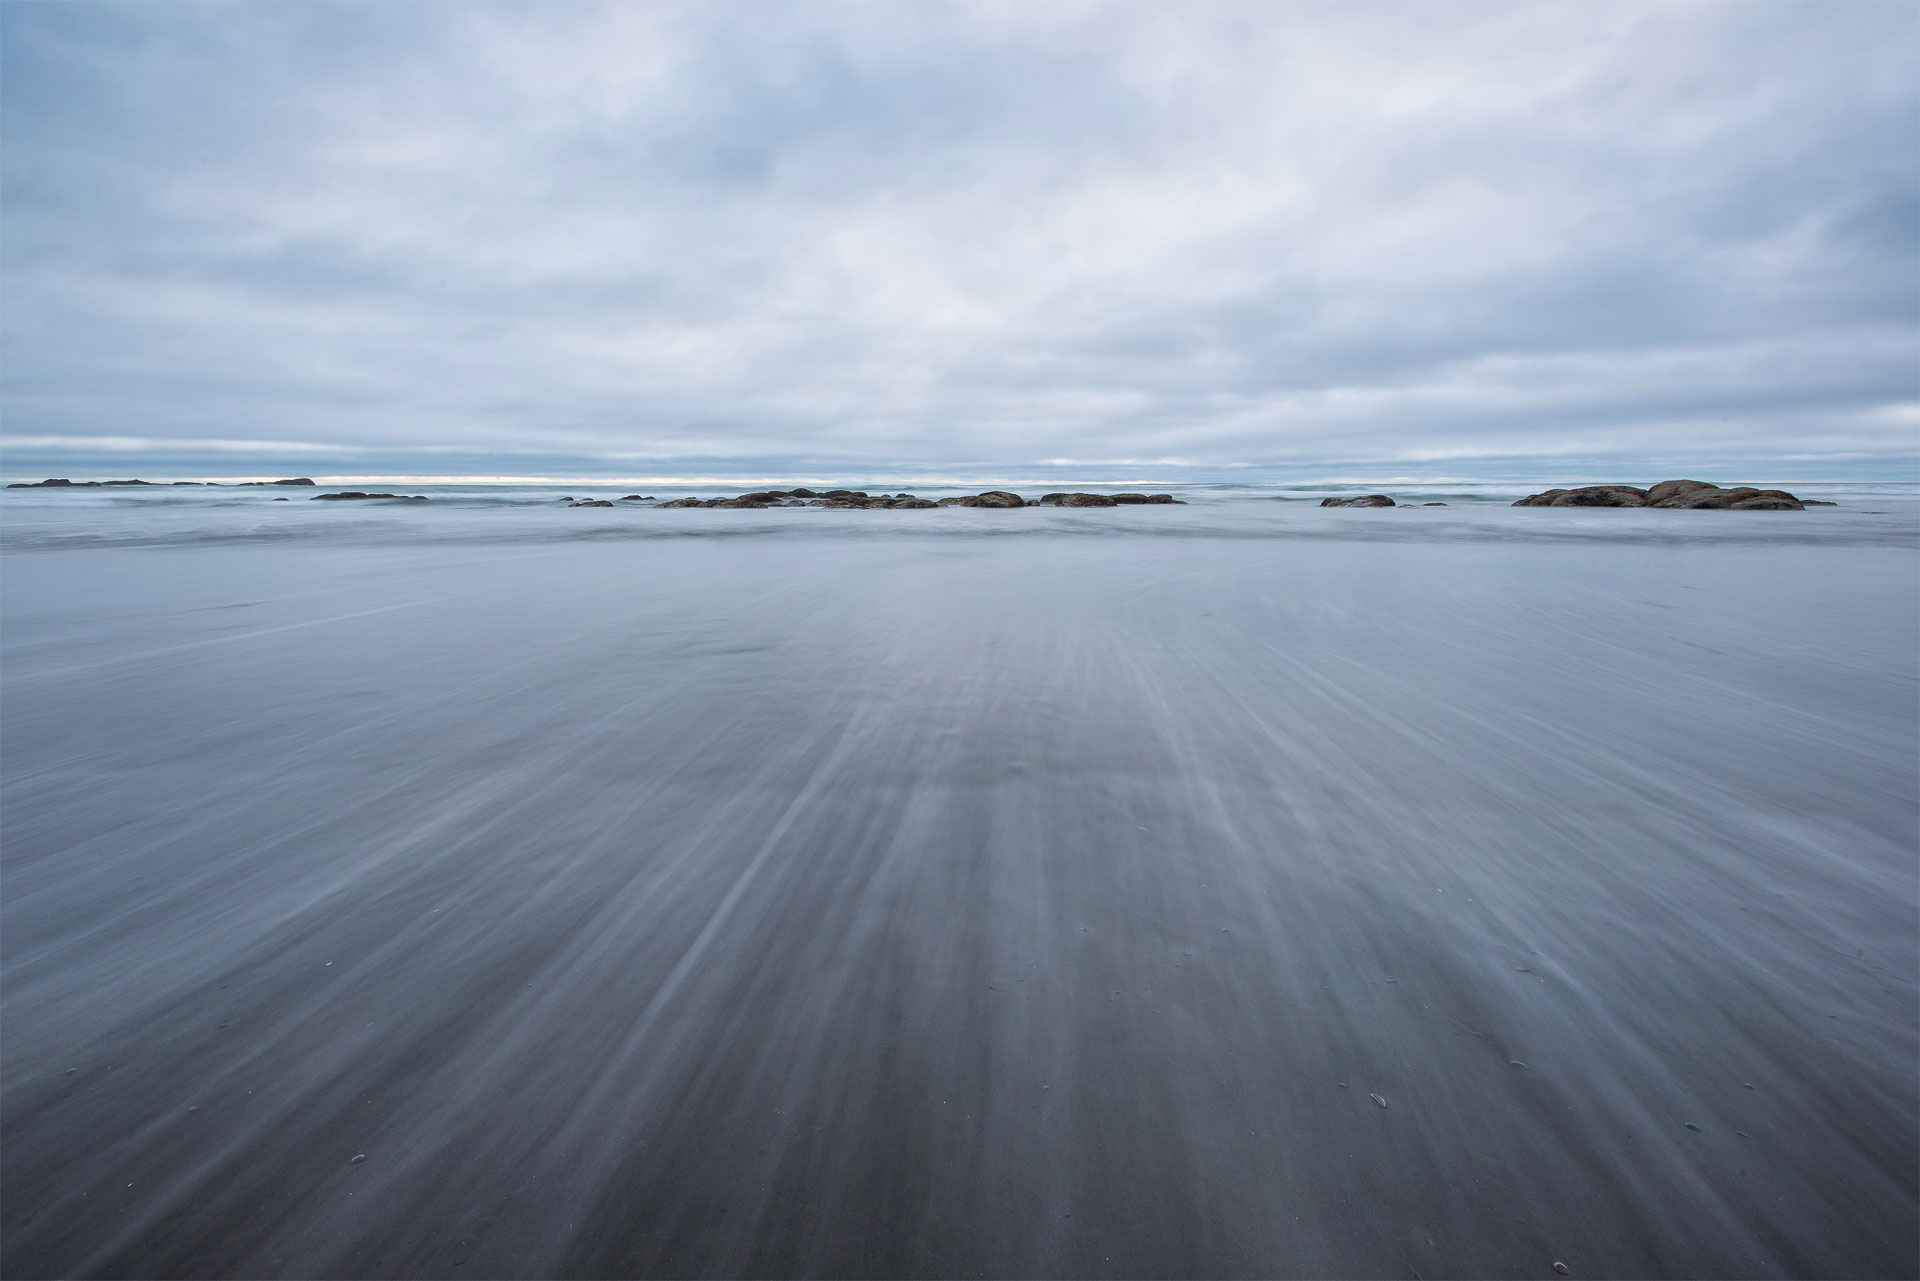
2;1;1915;480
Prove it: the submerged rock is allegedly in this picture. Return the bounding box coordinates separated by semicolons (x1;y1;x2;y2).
1321;495;1396;507
312;492;428;501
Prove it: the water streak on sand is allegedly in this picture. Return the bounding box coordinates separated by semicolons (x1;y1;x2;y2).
2;485;1915;1277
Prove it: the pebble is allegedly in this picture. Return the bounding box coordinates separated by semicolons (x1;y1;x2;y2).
350;1153;367;1164
1684;1122;1702;1132
1369;1093;1388;1108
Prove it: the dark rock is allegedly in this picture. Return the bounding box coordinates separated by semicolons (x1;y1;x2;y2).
712;498;769;508
619;495;656;501
1060;493;1118;507
1112;493;1152;504
1146;494;1183;504
1732;497;1803;510
569;500;615;507
891;497;938;509
1321;494;1396;507
312;491;424;500
655;498;712;508
790;488;818;497
1550;487;1647;507
1423;502;1448;506
273;497;289;501
10;478;89;487
1645;479;1715;505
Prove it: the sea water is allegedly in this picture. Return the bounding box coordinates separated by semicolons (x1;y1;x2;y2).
3;481;1915;1277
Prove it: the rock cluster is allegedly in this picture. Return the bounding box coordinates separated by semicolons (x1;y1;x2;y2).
1512;480;1830;510
1320;494;1396;507
642;489;1182;509
6;477;314;488
311;492;429;501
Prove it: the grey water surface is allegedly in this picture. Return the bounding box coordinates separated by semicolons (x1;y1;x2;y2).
3;484;1916;1278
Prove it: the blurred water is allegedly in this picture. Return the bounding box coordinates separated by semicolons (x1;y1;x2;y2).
2;486;1916;1277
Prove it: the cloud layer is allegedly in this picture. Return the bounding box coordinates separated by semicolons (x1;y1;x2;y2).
4;2;1916;477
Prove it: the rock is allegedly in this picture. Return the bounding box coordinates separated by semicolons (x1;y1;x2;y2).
273;497;289;501
1146;494;1183;504
1549;487;1647;507
1645;479;1715;505
1112;493;1152;504
1321;495;1396;507
1062;493;1118;507
569;500;615;507
311;492;427;501
655;497;713;508
712;498;770;508
737;492;783;503
975;491;1025;507
1423;502;1448;506
891;498;938;508
1515;480;1808;510
619;495;656;501
790;488;818;497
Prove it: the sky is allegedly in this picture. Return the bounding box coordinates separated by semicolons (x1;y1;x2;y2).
2;1;1916;482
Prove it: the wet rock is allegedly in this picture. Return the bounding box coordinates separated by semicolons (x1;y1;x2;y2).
712;498;770;508
655;497;714;508
619;495;656;501
311;492;428;501
1423;502;1448;506
1645;479;1714;505
1518;479;1807;509
891;498;939;508
1321;495;1396;507
569;500;615;508
1112;493;1153;504
1510;486;1648;507
938;491;1026;508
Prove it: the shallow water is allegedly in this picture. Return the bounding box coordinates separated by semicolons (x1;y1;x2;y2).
3;484;1916;1278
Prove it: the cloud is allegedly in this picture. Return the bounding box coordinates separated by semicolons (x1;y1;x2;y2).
2;1;1916;476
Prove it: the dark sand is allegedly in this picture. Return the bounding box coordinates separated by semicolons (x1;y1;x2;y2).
2;522;1915;1277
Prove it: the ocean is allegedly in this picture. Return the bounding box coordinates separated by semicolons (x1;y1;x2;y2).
3;479;1915;1277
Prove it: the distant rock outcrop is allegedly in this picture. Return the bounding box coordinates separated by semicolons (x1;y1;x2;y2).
1320;494;1396;507
311;492;428;501
645;488;1183;510
1513;481;1823;510
8;476;313;489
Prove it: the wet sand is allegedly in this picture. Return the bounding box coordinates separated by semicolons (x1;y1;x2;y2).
2;525;1915;1277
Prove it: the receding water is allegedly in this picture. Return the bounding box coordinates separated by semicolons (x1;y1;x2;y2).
3;483;1915;1277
